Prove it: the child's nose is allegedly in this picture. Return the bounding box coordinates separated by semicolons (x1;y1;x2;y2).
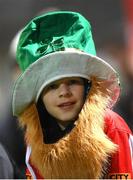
58;83;72;97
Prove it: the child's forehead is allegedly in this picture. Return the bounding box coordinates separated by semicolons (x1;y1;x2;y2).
49;77;84;84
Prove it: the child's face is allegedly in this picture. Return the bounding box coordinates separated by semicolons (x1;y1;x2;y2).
41;77;85;124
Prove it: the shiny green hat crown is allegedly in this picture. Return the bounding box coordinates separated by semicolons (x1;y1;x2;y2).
16;11;96;71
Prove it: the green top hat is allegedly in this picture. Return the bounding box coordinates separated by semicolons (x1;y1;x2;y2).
16;11;96;71
12;11;120;116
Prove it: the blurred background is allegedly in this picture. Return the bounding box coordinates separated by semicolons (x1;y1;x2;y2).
0;0;133;170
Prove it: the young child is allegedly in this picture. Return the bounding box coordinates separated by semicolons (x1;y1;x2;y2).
12;11;133;179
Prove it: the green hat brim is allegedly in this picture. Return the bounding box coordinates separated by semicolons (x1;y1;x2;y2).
12;50;120;116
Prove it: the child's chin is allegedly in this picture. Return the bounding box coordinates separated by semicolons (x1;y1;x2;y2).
58;116;77;123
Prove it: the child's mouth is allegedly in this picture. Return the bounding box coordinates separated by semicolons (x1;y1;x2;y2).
58;101;75;110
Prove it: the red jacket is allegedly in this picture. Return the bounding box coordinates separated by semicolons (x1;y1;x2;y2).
104;109;133;179
26;110;133;179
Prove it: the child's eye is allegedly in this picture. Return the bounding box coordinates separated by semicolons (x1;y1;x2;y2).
69;79;83;85
48;83;58;90
69;80;77;84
